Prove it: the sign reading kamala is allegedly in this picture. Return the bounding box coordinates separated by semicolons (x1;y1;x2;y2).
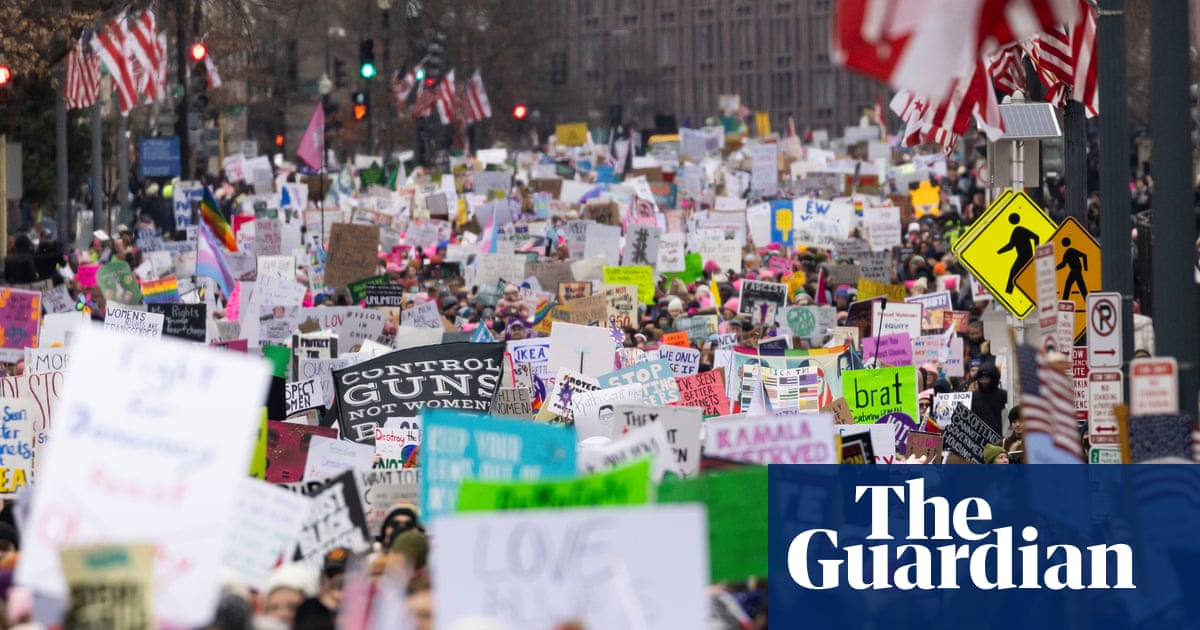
333;342;505;444
765;465;1200;630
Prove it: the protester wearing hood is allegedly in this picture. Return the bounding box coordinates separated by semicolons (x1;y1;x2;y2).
969;361;1007;437
293;548;347;630
3;235;39;285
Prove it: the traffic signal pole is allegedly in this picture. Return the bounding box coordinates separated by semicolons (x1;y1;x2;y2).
175;0;191;179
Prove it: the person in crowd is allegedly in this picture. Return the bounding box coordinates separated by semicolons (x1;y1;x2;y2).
969;360;1008;437
257;564;318;627
1004;406;1024;463
3;235;39;284
984;444;1009;464
294;548;347;630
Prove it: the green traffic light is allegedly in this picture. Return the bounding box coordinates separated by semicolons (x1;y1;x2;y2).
360;63;377;79
415;68;425;81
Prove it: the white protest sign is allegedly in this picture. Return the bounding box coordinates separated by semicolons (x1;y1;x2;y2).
103;305;164;339
400;301;442;328
0;398;35;495
577;421;679;481
838;423;900;464
433;505;708;630
17;327;271;627
41;285;74;314
24;347;70;375
704;413;837;464
303;435;375;481
863;205;902;251
613;404;703;477
285;377;324;417
222;478;312;590
375;425;420;468
873;301;922;338
570;383;643;441
655;345;701;376
336;310;388;350
298;357;352;408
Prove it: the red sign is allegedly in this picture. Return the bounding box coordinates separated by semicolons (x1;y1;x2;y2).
1130;357;1179;416
1072;347;1088;422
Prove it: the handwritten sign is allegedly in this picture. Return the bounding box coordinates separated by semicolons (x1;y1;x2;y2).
103;305;164;338
906;430;944;463
222;478;312;590
303;435;375;481
0;288;40;361
60;544;155;629
288;470;372;569
861;333;914;367
656;345;701;376
25;347;70;375
675;368;731;417
491;386;533;418
602;265;655;305
456;460;652;512
942;403;1001;463
375;424;420;469
613;404;703;477
569;383;643;440
17;327;272;627
705;413;837;464
285;377;324;417
401;300;443;328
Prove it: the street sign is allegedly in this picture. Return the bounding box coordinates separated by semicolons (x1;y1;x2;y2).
952;190;1057;318
1015;216;1101;342
1089;446;1121;464
1054;300;1075;354
1130;357;1179;416
1085;292;1122;369
1072;347;1089;423
1087;370;1123;445
139;137;181;178
1034;243;1057;347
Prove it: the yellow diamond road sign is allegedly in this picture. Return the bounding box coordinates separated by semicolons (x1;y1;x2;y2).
1015;216;1102;342
952;190;1058;318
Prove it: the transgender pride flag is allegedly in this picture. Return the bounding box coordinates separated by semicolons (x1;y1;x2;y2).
197;221;235;296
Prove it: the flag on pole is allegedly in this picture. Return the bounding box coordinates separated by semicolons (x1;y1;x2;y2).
1030;0;1098;116
127;10;162;104
204;55;222;89
200;187;238;253
435;69;456;125
297;102;325;172
65;32;102;110
197;221;235;297
889;59;1005;154
1016;344;1084;463
986;44;1026;96
392;63;421;114
91;14;138;115
463;69;493;124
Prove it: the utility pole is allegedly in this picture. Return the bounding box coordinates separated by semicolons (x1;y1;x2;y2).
175;0;190;179
1149;0;1198;417
1063;99;1087;223
91;101;103;235
55;65;69;240
382;5;392;162
1097;0;1135;398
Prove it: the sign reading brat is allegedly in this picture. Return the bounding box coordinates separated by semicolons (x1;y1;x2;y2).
333;342;505;444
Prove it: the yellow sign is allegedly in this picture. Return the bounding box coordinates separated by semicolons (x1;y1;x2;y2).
755;111;772;137
857;277;907;301
952;190;1057;318
603;266;656;305
555;122;589;147
1015;216;1101;342
910;181;941;217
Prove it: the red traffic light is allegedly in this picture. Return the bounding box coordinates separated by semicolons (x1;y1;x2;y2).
423;77;435;87
0;65;11;86
512;104;528;120
190;42;207;62
274;134;285;147
353;104;367;120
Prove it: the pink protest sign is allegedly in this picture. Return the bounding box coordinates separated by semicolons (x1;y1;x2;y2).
861;333;914;367
76;264;100;288
0;288;40;362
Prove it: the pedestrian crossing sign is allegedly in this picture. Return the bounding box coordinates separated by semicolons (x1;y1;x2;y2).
1015;216;1101;342
951;190;1058;318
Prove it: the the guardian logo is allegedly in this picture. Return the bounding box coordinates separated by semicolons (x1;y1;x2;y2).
788;479;1136;591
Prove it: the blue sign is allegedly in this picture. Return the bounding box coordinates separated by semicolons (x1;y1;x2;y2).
771;199;794;247
139;137;181;178
769;465;1200;630
421;410;576;523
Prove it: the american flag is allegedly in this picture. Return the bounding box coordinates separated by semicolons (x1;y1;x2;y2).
65;32;102;110
1016;344;1083;463
127;10;163;103
1030;0;1097;116
392;63;421;114
889;59;1005;154
462;69;492;124
91;14;137;114
986;44;1026;95
435;69;456;125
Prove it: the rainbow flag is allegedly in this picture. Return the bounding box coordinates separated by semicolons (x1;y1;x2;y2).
201;187;238;252
142;276;181;303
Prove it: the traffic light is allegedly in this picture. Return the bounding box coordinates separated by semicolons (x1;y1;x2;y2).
274;133;285;147
334;58;347;89
512;103;528;120
190;56;208;113
359;39;376;79
424;32;445;85
0;64;11;87
353;91;368;120
190;42;207;62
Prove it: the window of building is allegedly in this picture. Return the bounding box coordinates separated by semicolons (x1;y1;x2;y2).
813;0;831;10
734;20;753;59
579;0;598;16
772;72;793;108
811;15;830;64
695;24;714;61
813;70;834;108
657;29;677;67
618;0;642;15
772;19;793;55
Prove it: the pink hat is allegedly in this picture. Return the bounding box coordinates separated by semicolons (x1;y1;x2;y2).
704;260;721;273
766;242;781;251
732;279;743;292
386;262;403;273
723;298;740;312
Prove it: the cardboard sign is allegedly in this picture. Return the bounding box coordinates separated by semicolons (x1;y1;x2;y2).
492;386;533;418
223;478;312;590
60;544;156;628
824;397;856;425
0;288;40;361
942;403;1002;463
432;506;708;630
359;468;421;536
907;430;944;463
288;470;372;569
103;305;165;338
658;465;766;583
843;366;919;425
422;409;576;523
613;404;703;477
333;342;505;444
704;413;837;464
325;223;381;289
146;303;207;342
456;459;652;512
266;421;339;483
18;328;271;627
671;369;728;417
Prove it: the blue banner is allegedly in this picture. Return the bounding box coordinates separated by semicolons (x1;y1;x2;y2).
769;465;1200;630
139;137;181;178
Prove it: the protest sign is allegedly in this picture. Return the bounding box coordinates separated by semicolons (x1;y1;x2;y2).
622;225;662;267
422;409;576;523
874;300;923;338
256;254;295;280
363;283;407;307
942;403;1002;463
0;397;34;494
863;205;902;251
861;332;914;367
657;344;701;376
491;386;533;418
704;413;837;464
546;322;616;378
335;309;387;350
375;424;420;469
738;280;788;320
146;303;207;342
96;260;143;305
602;265;655;305
657;232;687;272
0;288;40;361
675;368;731;417
857;277;907;301
103;305;164;338
661;330;690;347
289;470;372;569
285;377;324;417
359;468;421;535
756;365;823;414
843;366;919;424
18;328;271;627
933;392;972;424
557;281;592;302
432;505;707;630
613;404;703;477
41;285;73;314
25;347;69;375
303;435;375;481
400;300;442;328
333;342;505;444
223;478;312;590
658;465;766;583
600;359;682;406
456;459;652;512
60;544;155;629
673;314;720;341
570;383;643;440
540;367;601;422
325;224;381;289
907;430;944;463
266;421;338;483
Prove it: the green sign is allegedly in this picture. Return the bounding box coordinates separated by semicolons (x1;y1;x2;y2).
658;465;767;583
842;366;919;425
663;252;704;285
456;460;652;512
347;274;388;304
96;259;143;305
